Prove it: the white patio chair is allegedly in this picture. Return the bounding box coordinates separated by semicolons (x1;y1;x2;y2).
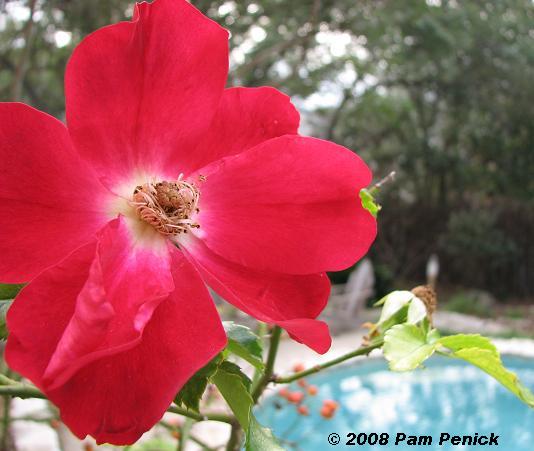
321;258;375;330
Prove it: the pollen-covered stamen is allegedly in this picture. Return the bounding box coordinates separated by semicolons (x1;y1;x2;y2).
130;176;201;236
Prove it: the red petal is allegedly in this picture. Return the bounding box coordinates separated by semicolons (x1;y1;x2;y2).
6;217;173;391
0;103;110;283
6;242;97;386
65;0;229;185
193;135;377;275
182;236;332;354
6;240;225;445
42;217;174;389
181;87;300;174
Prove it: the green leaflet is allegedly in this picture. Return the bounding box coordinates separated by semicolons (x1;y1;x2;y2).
245;415;285;451
383;323;440;371
174;354;223;412
359;188;381;218
223;322;265;370
439;334;498;355
0;299;13;340
0;284;24;300
211;361;252;429
383;324;534;409
439;334;534;408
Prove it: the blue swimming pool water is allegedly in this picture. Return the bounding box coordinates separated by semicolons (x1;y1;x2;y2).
256;356;534;450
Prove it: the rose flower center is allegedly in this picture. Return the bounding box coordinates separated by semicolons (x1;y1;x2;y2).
130;178;200;236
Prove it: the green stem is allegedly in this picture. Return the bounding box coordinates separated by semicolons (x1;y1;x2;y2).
265;327;283;377
177;418;193;451
251;326;282;402
0;382;233;424
1;383;10;451
162;419;217;451
369;171;396;195
167;405;233;424
175;425;183;451
273;341;383;384
225;421;242;451
0;375;19;386
223;326;283;450
11;416;55;424
189;434;216;451
0;361;17;451
0;384;46;399
251;322;269;388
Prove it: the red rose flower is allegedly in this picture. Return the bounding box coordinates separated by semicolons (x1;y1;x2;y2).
0;0;375;444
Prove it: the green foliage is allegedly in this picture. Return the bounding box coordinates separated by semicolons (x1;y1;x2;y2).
441;210;521;295
174;354;223;412
0;285;21;339
212;361;253;429
223;322;264;370
454;349;534;408
376;291;427;325
383;324;440;371
0;284;24;300
440;335;534;408
372;291;428;339
207;358;280;448
0;300;12;340
359;189;381;218
444;291;495;318
172;325;283;445
375;304;409;337
383;319;534;408
503;306;528;321
0;0;133;115
444;211;518;266
245;415;285;451
439;334;497;353
174;353;275;446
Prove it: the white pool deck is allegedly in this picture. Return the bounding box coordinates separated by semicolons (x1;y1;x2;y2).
9;332;534;451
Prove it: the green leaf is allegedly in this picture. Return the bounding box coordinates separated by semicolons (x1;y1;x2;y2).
383;324;439;371
0;300;12;340
439;334;534;408
216;360;252;391
223;322;265;370
359;188;381;218
439;334;498;355
211;361;253;429
377;291;414;323
0;284;24;300
245;415;285;451
377;291;427;327
174;354;223;412
453;348;534;408
375;304;409;334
